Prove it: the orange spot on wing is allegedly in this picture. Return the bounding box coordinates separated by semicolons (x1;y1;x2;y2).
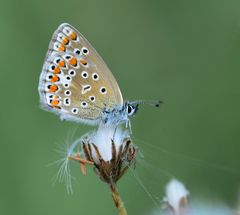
69;57;77;66
58;44;66;52
53;67;60;74
50;75;59;82
58;60;66;68
51;99;59;106
62;37;69;45
70;32;77;40
49;85;58;92
80;59;87;66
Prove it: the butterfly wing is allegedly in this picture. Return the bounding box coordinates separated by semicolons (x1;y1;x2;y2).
38;23;123;124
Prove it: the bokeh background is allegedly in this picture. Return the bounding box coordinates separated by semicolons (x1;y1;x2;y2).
1;0;240;214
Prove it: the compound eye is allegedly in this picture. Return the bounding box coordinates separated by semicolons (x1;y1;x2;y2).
127;105;135;116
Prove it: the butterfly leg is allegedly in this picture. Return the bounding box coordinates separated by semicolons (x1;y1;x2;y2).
68;154;94;175
126;119;132;134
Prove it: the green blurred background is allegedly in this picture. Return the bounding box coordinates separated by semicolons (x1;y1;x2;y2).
1;0;240;214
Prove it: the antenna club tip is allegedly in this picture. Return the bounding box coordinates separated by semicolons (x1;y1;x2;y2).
156;100;163;107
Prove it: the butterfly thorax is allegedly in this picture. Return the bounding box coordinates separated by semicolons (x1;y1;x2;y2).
101;102;138;127
101;105;127;126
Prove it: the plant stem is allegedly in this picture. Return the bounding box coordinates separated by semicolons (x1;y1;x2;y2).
110;183;128;215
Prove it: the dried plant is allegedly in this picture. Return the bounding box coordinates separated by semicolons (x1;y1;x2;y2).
66;125;137;215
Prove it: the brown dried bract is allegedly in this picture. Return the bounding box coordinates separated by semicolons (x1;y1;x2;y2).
82;137;137;184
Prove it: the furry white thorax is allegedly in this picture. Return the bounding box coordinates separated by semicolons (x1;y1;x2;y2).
90;124;130;161
101;104;130;127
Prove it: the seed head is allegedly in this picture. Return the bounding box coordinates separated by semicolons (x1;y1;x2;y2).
82;125;137;184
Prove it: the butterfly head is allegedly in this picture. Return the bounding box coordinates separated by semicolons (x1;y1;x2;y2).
125;103;139;117
126;100;162;117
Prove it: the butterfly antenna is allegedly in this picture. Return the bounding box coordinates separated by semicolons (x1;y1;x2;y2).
130;100;163;108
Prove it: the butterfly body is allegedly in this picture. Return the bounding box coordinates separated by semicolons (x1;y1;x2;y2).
39;23;143;127
101;102;138;126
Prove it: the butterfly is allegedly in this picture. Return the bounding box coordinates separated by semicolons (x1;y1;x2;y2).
38;23;160;128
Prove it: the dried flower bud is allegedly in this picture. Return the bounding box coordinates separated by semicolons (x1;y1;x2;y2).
66;125;137;186
65;125;136;214
162;179;189;215
81;125;137;185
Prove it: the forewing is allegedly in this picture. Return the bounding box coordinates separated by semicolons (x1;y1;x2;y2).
38;23;123;123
